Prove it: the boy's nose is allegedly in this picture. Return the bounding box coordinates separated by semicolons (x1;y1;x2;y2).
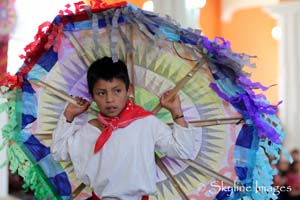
105;93;114;103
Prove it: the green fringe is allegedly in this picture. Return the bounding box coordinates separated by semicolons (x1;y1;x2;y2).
9;144;60;199
1;87;62;200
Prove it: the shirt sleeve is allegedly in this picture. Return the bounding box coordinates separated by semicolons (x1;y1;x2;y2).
151;116;197;159
51;113;95;186
51;114;78;162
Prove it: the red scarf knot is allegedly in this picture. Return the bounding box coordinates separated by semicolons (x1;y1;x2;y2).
94;100;153;154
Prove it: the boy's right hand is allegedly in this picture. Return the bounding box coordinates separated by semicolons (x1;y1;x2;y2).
64;96;90;122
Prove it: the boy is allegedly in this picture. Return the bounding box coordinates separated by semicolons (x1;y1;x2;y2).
51;56;196;200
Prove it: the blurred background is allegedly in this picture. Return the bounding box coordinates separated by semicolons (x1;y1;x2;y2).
0;0;299;199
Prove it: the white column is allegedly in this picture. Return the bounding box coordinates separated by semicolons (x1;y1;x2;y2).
264;2;300;152
152;0;199;29
0;97;8;197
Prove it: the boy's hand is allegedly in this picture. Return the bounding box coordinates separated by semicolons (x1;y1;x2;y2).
64;96;90;122
160;91;187;127
160;90;182;114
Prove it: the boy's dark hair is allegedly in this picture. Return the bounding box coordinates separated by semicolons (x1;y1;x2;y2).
87;56;130;96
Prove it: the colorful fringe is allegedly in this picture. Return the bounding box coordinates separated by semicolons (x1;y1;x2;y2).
0;87;71;199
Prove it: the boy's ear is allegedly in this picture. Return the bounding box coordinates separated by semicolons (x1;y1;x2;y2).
127;84;134;98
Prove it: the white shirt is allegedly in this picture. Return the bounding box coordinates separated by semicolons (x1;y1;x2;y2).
51;114;196;200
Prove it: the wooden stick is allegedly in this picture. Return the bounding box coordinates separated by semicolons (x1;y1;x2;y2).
34;133;52;140
183;159;235;186
150;62;204;199
72;183;86;199
168;117;243;127
33;117;243;141
152;62;201;114
63;162;73;171
155;154;189;200
126;24;135;102
65;32;94;66
32;80;98;116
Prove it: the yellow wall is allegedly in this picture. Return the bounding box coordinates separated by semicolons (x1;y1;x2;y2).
200;1;279;104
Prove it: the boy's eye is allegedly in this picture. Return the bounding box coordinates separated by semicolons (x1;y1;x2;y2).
98;91;105;96
114;89;122;94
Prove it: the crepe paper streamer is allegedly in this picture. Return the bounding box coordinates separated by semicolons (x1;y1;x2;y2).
0;87;70;199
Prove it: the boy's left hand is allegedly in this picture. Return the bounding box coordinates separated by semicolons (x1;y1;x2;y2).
160;90;183;115
160;90;188;127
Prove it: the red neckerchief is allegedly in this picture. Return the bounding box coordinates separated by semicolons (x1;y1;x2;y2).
94;100;153;154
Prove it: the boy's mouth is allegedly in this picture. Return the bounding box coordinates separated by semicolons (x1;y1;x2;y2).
105;106;118;113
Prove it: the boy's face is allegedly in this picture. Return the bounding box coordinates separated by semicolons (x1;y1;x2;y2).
92;78;130;118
